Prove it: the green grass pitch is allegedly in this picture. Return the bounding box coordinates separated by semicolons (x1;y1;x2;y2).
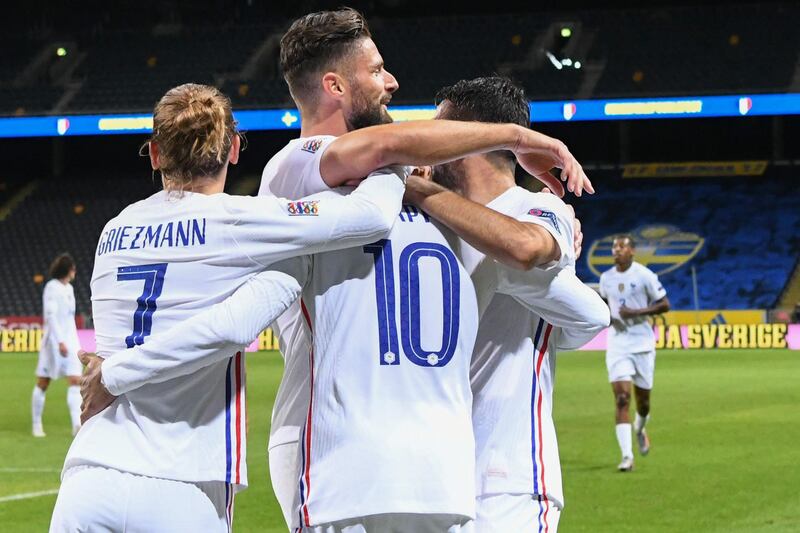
1;349;798;532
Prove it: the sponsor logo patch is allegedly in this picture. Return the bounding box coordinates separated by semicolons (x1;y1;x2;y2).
300;138;323;154
528;208;561;234
287;200;319;216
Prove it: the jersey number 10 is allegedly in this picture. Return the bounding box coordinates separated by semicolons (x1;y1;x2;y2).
363;240;460;368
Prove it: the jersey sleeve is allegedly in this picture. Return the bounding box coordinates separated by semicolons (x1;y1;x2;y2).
100;268;302;395
515;193;575;270
498;268;610;350
229;166;407;268
259;136;337;198
645;269;667;304
43;283;68;343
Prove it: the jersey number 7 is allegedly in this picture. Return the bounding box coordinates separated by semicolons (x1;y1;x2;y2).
117;263;168;348
364;240;460;368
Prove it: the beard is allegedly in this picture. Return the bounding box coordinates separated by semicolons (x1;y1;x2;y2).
432;162;464;192
346;87;393;131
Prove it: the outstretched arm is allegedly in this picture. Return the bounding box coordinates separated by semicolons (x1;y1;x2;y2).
321;121;593;197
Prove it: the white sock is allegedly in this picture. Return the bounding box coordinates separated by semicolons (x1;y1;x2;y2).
634;412;650;434
67;386;81;429
616;423;633;458
32;386;46;426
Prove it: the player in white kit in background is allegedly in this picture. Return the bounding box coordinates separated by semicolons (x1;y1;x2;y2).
599;235;670;472
264;8;594;531
51;83;408;533
402;77;609;532
32;253;82;437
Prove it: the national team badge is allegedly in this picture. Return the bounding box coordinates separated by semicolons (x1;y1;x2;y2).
618;283;625;293
287;200;319;216
587;224;704;278
528;208;561;234
301;138;323;153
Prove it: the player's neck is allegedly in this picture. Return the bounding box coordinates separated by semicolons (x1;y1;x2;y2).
461;159;515;205
616;260;633;272
299;107;349;138
166;172;226;195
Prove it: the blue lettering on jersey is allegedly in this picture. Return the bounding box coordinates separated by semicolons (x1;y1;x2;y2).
97;218;207;256
527;208;561;234
398;205;431;223
129;226;145;250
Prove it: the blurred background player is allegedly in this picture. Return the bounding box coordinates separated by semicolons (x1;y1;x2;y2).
32;253;82;437
599;235;670;471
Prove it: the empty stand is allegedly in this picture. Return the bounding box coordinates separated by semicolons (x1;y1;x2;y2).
576;167;800;310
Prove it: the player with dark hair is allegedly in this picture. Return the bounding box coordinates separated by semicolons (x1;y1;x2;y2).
76;11;594;532
32;253;82;438
404;75;609;531
260;9;593;527
599;234;671;471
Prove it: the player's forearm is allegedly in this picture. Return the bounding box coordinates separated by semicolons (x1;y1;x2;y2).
635;297;670;317
407;177;558;270
507;270;610;349
101;271;301;395
321;121;523;185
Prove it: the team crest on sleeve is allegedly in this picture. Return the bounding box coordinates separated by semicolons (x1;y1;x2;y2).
300;138;324;154
287;200;319;216
528;208;561;234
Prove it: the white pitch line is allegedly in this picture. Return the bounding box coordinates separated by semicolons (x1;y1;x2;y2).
0;468;60;473
0;489;59;503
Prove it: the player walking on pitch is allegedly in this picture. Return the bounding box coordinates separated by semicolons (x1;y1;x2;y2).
599;235;670;471
32;253;82;437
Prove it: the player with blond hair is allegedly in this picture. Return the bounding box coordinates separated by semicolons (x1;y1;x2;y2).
49;82;408;532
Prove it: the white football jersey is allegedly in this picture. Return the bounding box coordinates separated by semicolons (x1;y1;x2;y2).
261;136;334;451
41;279;80;352
459;187;609;509
62;171;404;490
599;261;667;354
262;137;479;527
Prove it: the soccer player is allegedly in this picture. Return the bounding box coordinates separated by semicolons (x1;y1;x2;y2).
76;11;593;532
32;253;82;437
264;10;593;529
404;76;610;531
599;235;670;471
49;83;408;532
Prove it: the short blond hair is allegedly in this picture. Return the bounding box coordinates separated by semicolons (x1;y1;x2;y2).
147;83;240;190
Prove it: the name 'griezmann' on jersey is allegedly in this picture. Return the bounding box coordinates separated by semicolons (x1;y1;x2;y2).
96;218;207;256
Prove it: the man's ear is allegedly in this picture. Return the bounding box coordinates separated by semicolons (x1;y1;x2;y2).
229;134;241;165
148;142;160;170
321;72;347;100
